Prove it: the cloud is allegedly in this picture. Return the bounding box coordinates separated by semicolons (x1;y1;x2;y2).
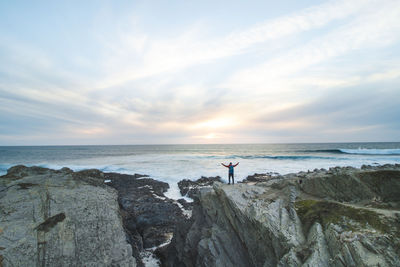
223;0;400;95
243;77;400;142
0;0;399;144
92;0;373;89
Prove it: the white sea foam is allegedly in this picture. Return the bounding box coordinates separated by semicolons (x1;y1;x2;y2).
339;148;400;155
1;144;400;200
165;183;193;202
175;201;192;218
140;251;160;267
140;233;173;267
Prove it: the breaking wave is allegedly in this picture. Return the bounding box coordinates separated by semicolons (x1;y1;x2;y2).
303;148;400;155
338;148;400;155
200;155;337;160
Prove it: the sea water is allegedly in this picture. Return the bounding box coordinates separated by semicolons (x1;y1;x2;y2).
1;143;399;199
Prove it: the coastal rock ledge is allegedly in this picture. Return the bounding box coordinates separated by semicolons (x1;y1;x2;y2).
160;164;400;267
0;166;136;267
1;164;400;267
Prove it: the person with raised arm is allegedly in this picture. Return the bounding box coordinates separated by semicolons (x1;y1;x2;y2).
221;162;239;184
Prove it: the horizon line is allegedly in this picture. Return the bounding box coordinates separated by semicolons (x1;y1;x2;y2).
1;141;400;147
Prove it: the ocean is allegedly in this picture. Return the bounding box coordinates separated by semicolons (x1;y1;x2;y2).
1;142;400;199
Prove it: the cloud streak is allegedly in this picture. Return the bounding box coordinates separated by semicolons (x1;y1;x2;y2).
93;0;374;89
0;0;399;144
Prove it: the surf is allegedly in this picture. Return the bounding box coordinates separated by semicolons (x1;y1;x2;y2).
339;148;400;155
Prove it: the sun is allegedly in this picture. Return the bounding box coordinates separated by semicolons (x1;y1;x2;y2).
191;117;237;130
204;133;217;139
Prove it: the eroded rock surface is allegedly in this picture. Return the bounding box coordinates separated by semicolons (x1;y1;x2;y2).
162;165;400;267
104;172;190;266
178;176;222;199
2;164;400;267
241;172;282;183
0;165;136;267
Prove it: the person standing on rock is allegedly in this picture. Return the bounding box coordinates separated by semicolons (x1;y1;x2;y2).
221;162;239;184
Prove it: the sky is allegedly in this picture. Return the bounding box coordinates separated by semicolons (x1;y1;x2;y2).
0;0;400;145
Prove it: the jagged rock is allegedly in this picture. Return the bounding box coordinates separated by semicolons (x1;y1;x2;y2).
2;165;50;180
177;198;192;210
178;176;222;199
0;165;136;267
242;172;281;183
3;164;400;267
300;166;400;207
302;223;330;267
162;182;305;267
162;165;400;267
104;172;190;267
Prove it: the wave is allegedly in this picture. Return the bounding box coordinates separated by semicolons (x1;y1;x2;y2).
301;148;400;155
0;163;22;175
300;149;344;154
200;155;337;160
266;155;336;160
339;148;400;155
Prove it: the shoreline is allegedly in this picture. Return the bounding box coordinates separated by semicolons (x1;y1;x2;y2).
1;164;400;266
2;143;400;192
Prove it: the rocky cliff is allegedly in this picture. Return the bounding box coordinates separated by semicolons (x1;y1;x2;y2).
161;165;400;267
2;164;400;267
0;166;136;267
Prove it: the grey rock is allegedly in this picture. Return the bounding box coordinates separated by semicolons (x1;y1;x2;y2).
178;176;222;199
242;172;283;184
163;182;305;267
302;223;330;267
104;172;191;267
277;248;301;267
162;164;400;267
0;165;136;267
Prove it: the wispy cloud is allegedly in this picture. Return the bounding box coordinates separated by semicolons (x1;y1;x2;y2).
224;0;400;93
0;0;399;144
93;0;373;89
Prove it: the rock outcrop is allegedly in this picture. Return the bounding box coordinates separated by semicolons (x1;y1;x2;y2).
2;164;400;267
162;165;400;267
0;165;136;267
241;172;281;183
178;176;223;199
104;172;190;266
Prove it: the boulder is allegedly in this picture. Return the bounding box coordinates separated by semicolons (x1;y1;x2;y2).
178;176;222;199
0;166;136;267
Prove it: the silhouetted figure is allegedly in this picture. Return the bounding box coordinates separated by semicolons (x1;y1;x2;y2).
221;162;239;184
